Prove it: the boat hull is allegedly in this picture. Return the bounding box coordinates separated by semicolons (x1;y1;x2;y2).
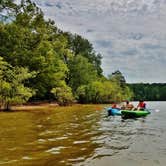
121;109;150;118
107;108;121;116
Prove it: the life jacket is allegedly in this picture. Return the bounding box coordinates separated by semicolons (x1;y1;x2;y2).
138;102;146;108
111;104;117;108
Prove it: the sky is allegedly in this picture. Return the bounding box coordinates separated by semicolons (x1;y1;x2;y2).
32;0;166;83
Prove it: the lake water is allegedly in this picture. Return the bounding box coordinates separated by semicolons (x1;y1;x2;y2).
0;102;166;166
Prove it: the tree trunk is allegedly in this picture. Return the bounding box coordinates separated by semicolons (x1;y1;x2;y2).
4;102;10;111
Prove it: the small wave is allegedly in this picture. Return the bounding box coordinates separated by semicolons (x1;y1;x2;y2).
45;146;66;154
68;157;85;162
39;130;55;136
73;140;90;144
22;156;33;160
0;160;18;165
48;136;68;141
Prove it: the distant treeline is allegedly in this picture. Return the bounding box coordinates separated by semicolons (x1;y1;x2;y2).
0;0;133;110
128;83;166;101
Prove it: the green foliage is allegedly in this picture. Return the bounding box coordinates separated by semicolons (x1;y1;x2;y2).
0;0;17;22
28;40;69;99
0;0;133;106
76;80;133;104
128;83;166;101
0;57;35;110
65;33;103;75
0;0;15;10
68;56;97;92
0;5;71;99
108;70;126;88
51;81;74;106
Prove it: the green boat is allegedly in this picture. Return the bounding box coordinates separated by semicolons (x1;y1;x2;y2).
121;109;150;118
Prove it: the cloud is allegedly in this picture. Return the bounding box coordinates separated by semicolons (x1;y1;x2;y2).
86;29;95;33
120;48;138;56
141;43;165;50
95;40;112;48
32;0;166;83
44;2;54;7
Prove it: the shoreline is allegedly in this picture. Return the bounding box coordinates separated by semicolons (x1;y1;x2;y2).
0;102;59;112
0;102;105;112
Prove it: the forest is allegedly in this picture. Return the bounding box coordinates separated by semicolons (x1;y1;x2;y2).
0;0;133;110
128;83;166;101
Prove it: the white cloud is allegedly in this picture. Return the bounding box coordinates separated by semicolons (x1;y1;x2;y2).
33;0;166;83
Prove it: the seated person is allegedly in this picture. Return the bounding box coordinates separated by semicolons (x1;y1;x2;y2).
111;102;120;109
137;100;146;110
122;101;134;110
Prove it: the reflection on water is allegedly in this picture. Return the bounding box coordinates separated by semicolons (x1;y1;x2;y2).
0;102;166;166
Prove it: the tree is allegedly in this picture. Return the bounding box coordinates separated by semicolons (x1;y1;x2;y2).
64;33;103;75
0;57;35;110
108;70;126;88
51;81;74;106
128;83;166;101
0;0;17;22
76;80;133;104
1;0;135;105
68;56;97;93
0;7;71;100
0;0;15;11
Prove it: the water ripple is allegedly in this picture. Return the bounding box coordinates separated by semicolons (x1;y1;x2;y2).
0;103;166;165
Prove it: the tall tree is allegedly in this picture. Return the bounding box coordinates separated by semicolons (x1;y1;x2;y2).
0;0;133;105
0;1;72;100
0;0;17;22
0;57;35;110
64;33;103;76
68;56;97;93
108;70;126;88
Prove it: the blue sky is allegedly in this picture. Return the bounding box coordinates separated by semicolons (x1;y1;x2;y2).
32;0;166;83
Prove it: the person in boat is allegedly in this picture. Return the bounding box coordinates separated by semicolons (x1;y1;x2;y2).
111;102;120;109
137;100;146;110
121;101;134;110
